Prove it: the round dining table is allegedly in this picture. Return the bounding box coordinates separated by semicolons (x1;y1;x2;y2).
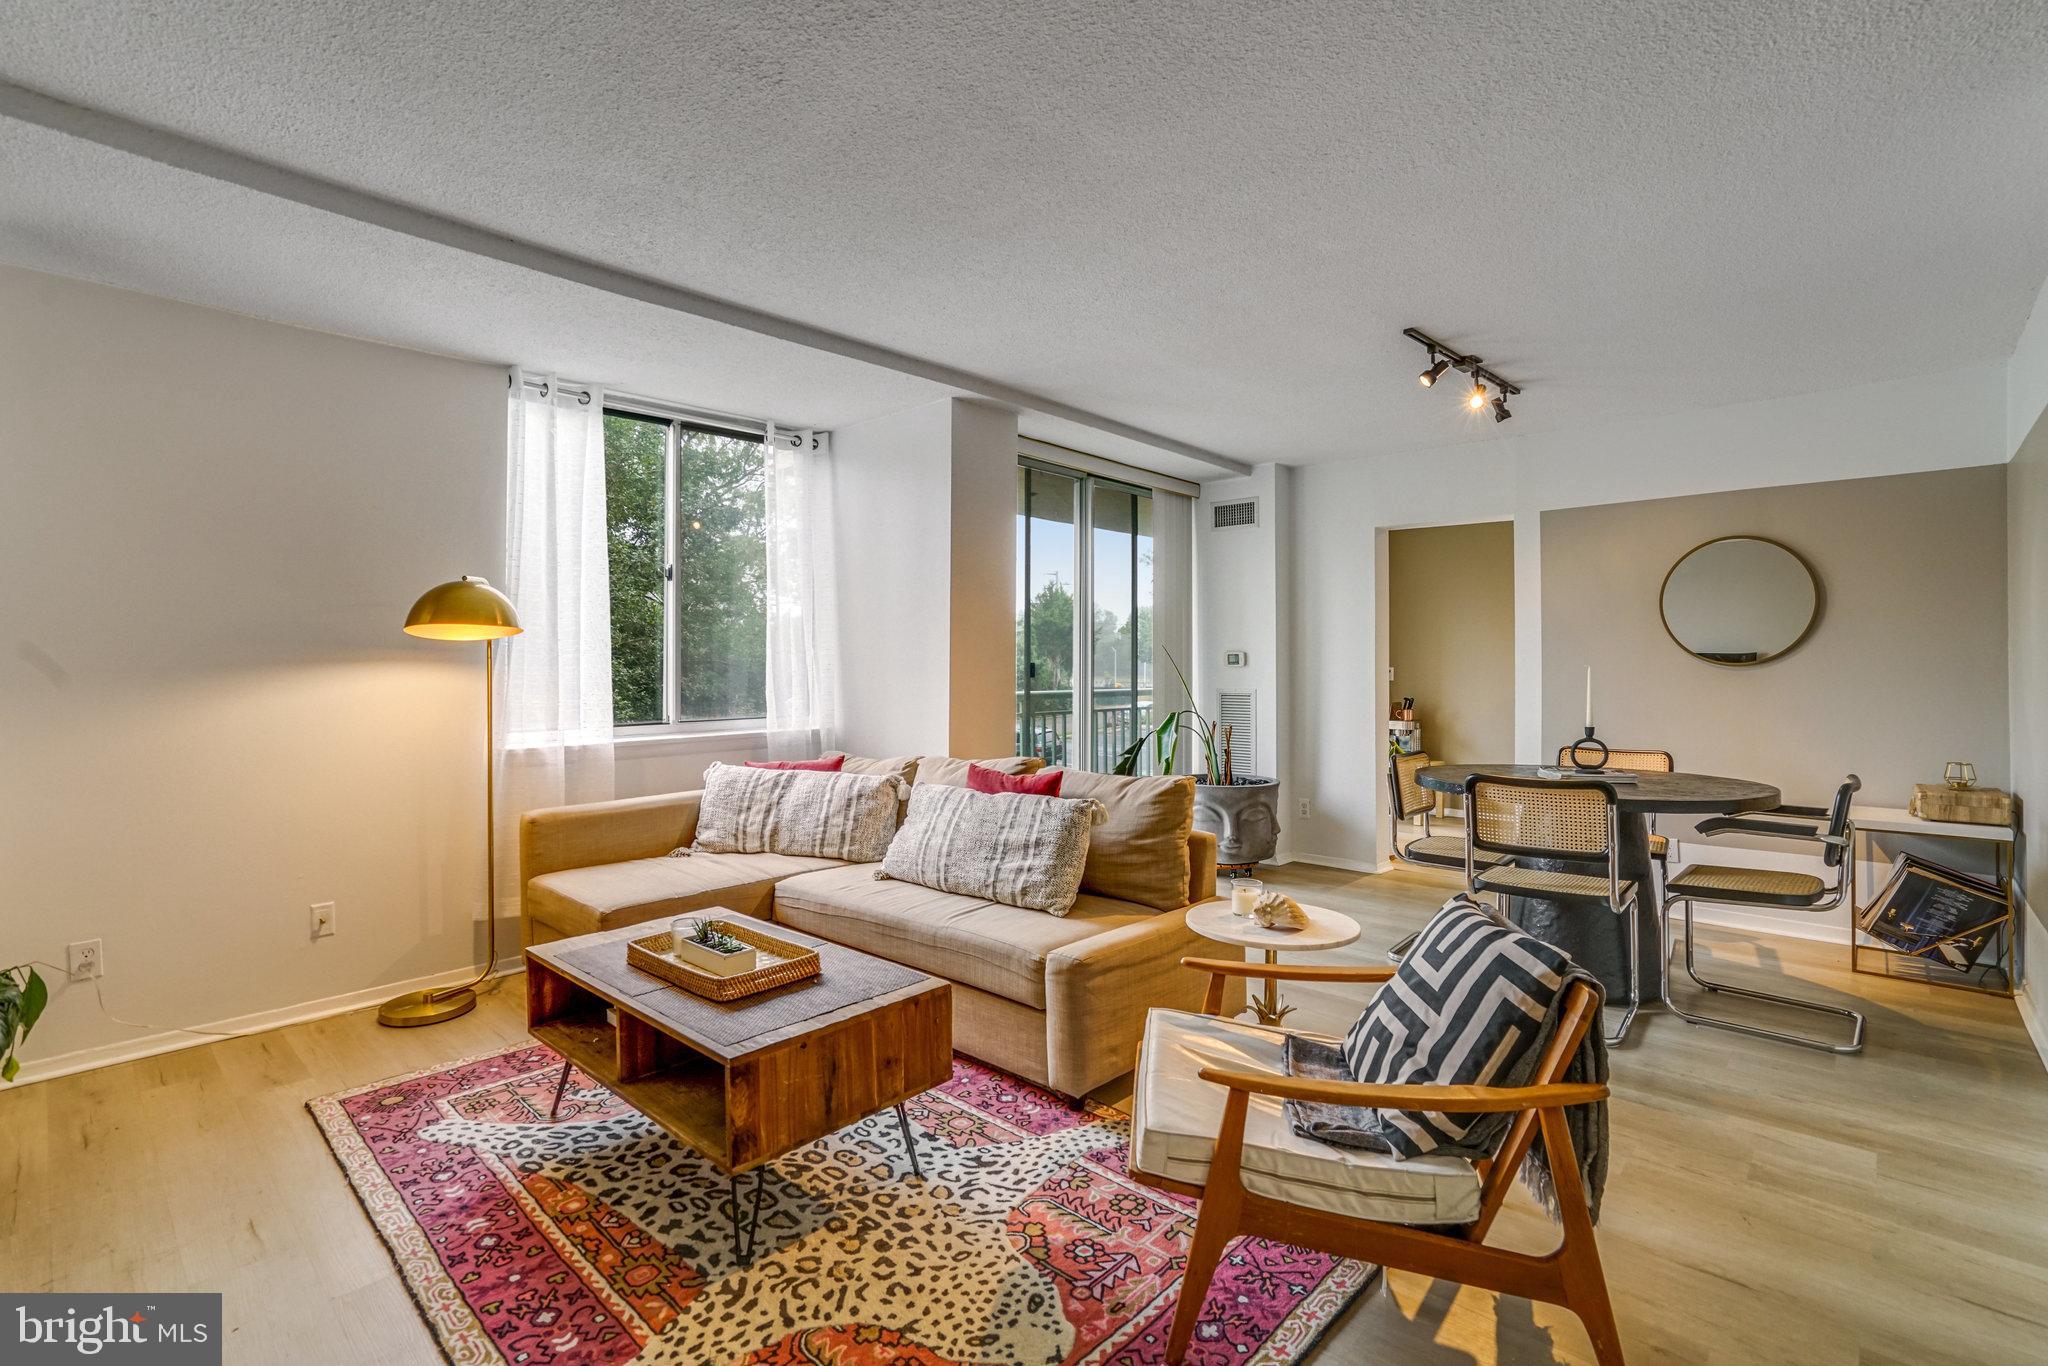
1415;764;1781;997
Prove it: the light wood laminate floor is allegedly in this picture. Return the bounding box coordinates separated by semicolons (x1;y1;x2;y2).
3;860;2044;1364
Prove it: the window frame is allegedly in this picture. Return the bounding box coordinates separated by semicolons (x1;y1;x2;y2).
605;401;771;739
1016;454;1157;772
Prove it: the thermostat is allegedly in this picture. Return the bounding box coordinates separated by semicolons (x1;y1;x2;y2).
1224;650;1248;667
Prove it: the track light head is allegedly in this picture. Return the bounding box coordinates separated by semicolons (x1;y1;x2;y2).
1467;381;1488;411
1491;392;1511;423
1419;355;1450;387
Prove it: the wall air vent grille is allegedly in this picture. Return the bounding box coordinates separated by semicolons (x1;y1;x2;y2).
1217;690;1257;775
1212;498;1258;529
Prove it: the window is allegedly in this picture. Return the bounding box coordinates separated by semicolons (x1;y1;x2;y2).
604;410;767;727
1016;460;1156;771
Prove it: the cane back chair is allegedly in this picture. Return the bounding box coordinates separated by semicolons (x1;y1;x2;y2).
1555;745;1675;864
1130;957;1621;1365
1388;751;1511;871
1661;775;1865;1053
1466;774;1642;1044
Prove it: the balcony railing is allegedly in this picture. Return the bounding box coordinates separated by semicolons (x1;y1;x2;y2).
1016;688;1154;772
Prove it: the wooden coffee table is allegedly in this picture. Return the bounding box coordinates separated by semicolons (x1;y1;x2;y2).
524;919;952;1262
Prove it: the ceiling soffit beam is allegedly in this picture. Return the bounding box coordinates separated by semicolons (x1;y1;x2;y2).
0;80;1254;479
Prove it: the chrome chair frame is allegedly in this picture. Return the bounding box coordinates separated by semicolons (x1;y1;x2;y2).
1386;751;1512;965
1660;776;1866;1054
1463;775;1641;1045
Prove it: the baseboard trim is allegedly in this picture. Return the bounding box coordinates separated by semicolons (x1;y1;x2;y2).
11;959;525;1087
1276;852;1385;875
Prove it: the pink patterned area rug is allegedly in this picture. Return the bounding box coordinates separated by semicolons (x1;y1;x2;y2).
310;1045;1375;1364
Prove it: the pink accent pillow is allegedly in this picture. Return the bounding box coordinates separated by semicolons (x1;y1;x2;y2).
967;763;1064;796
745;756;845;772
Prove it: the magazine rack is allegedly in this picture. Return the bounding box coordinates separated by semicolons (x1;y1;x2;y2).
1848;803;2020;999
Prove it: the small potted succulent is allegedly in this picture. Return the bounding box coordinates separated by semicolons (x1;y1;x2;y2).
668;918;758;977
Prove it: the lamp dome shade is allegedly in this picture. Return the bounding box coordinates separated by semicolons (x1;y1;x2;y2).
404;576;523;640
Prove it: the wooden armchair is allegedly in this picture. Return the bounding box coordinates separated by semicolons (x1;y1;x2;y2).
1130;957;1622;1365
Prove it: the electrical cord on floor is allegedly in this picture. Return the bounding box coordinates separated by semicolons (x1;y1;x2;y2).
20;960;247;1039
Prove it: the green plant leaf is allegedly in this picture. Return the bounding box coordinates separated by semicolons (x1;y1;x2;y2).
20;969;46;1032
2;1055;17;1082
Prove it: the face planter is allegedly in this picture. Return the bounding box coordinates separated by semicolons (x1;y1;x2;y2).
1194;777;1281;870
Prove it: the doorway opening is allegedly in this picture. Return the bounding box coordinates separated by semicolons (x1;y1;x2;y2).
1385;520;1516;842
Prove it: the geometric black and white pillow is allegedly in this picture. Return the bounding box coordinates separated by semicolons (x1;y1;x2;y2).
1341;896;1574;1158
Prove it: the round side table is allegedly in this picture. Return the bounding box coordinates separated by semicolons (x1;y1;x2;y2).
1184;899;1362;1027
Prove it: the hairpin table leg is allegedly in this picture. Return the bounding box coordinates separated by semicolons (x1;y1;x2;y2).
894;1102;923;1179
728;1168;768;1266
546;1059;573;1121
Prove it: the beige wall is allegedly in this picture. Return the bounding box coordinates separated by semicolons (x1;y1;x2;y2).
1389;521;1516;770
2009;407;2048;1042
1542;464;2008;812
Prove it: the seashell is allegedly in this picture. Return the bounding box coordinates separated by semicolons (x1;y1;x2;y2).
1251;891;1309;930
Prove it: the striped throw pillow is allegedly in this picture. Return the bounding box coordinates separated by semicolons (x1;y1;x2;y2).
1341;897;1573;1158
692;763;903;862
881;783;1105;914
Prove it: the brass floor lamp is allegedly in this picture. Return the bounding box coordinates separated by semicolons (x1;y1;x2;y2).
379;576;523;1028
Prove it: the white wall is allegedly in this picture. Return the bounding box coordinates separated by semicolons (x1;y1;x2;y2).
0;267;509;1072
831;396;1018;758
0;267;778;1080
1196;465;1290;799
1236;360;2010;872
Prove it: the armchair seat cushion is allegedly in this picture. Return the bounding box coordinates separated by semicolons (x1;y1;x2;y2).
1130;1009;1482;1226
772;863;1157;1009
1667;864;1826;906
1474;866;1636;904
526;852;844;938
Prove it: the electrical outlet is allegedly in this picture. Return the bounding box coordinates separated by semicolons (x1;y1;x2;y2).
67;939;102;981
311;901;336;939
1296;798;1312;820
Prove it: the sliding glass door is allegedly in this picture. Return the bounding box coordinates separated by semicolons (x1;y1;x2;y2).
1016;460;1155;771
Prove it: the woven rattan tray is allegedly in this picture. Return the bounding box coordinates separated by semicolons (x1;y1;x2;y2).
627;920;822;1002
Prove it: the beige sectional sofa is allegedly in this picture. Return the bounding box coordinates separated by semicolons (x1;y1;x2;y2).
520;756;1240;1096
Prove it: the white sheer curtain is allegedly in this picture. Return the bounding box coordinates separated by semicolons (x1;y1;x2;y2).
495;371;616;910
763;424;840;758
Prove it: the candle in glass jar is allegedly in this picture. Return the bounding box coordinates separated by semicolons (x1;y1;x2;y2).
1231;878;1262;916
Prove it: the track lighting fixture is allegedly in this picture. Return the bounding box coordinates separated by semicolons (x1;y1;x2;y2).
1401;327;1522;424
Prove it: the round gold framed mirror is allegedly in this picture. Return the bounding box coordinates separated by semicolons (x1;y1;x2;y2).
1659;535;1818;666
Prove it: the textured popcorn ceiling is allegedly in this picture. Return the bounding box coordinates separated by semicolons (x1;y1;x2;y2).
3;0;2046;468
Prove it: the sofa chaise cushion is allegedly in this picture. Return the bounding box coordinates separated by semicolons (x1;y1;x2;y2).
526;851;844;938
771;863;1157;1009
1131;1008;1482;1225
